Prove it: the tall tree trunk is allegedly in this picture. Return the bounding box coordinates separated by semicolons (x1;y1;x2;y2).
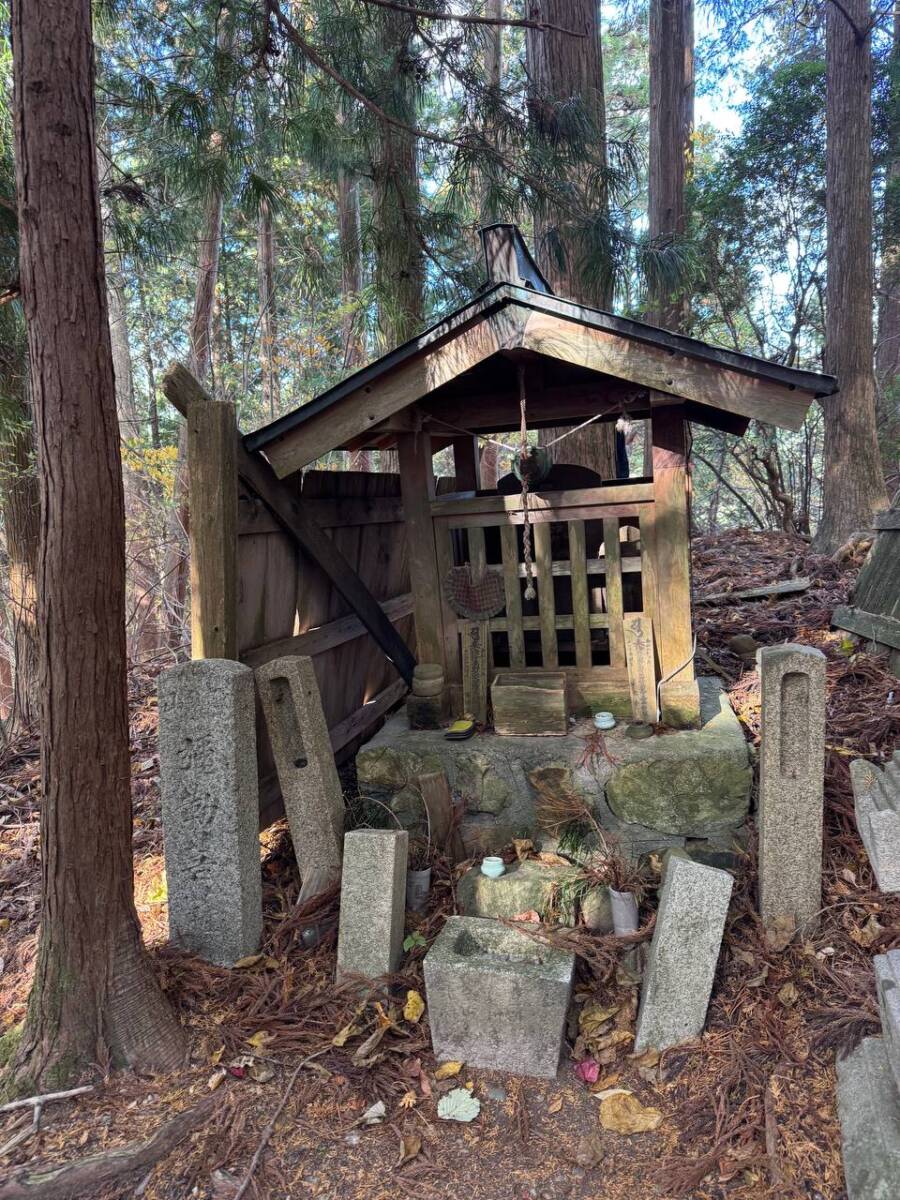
257;195;280;419
526;1;616;478
372;8;424;351
479;0;504;225
338;166;372;471
9;0;184;1090
647;0;693;331
876;1;900;491
0;376;40;731
816;0;889;549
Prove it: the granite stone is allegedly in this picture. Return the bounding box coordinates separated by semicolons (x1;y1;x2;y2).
634;855;733;1053
852;754;900;892
423;916;575;1078
159;659;262;966
757;644;826;935
836;1036;900;1200
875;950;900;1095
337;829;408;980
255;655;344;902
456;860;611;928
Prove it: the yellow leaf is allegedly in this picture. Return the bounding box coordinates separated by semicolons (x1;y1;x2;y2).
579;1002;620;1040
548;1094;564;1114
233;954;264;969
404;990;426;1023
434;1061;463;1080
631;1049;660;1069
247;1030;273;1051
210;1045;225;1066
374;1002;395;1030
398;1090;417;1110
332;1023;361;1048
598;1092;663;1134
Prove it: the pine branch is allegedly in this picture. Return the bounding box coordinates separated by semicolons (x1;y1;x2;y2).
356;0;587;36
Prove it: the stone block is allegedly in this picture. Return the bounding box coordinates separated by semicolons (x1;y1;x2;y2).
406;692;447;730
836;1036;900;1200
255;655;344;902
424;916;575;1078
634;855;733;1053
159;659;262;966
456;860;608;928
875;950;900;1095
604;753;751;836
852;754;900;892
659;678;701;730
757;644;826;935
337;829;408;980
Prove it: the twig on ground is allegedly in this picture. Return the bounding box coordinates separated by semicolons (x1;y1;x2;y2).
0;1085;93;1114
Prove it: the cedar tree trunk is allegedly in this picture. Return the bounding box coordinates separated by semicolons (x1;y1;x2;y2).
9;0;184;1090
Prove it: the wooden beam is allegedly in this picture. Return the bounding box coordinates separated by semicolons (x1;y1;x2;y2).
833;604;900;651
397;432;446;668
263;309;527;477
452;435;481;490
186;393;239;659
240;593;414;666
649;404;699;727
163;363;417;685
430;481;654;519
522;311;811;431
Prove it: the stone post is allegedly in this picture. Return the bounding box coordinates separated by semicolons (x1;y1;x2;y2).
255;655;344;902
337;829;408;980
757;643;827;936
159;659;262;965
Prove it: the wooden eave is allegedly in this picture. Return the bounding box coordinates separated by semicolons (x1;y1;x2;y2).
245;285;836;480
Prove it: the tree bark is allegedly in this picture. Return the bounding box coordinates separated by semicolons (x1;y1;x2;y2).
876;1;900;490
816;0;889;549
9;0;184;1089
257;195;280;419
526;0;616;478
338;166;372;470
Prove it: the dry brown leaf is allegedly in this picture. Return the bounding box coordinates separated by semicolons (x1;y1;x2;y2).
397;1133;422;1166
510;909;541;923
399;1090;417;1110
765;914;796;951
598;1092;663;1134
579;1002;620;1039
631;1049;660;1068
850;914;885;948
590;1072;622;1093
547;1094;564;1114
573;1132;605;1168
513;838;534;861
207;1068;227;1091
332;1023;361;1048
777;981;799;1007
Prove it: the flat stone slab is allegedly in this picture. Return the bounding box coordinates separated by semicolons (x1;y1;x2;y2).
356;678;750;849
424;916;574;1078
876;950;900;1095
837;1037;900;1200
457;860;612;930
852;754;900;892
634;855;733;1053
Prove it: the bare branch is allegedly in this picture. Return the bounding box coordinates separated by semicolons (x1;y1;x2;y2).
357;0;586;36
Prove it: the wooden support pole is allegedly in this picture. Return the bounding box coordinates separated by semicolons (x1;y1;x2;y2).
397;432;446;668
186;394;239;659
649;403;700;727
452;435;481;491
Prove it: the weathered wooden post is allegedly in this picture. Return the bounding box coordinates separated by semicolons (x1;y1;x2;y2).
648;403;700;727
397;431;446;668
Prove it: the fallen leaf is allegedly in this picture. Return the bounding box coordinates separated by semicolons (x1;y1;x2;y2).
777;981;799;1007
850;914;885;948
247;1030;273;1051
841;868;857;885
355;1100;386;1127
332;1023;361;1048
207;1068;227;1091
398;1090;417;1110
210;1045;225;1066
580;1002;620;1039
765;915;796;952
373;1002;396;1030
573;1132;604;1168
631;1049;660;1069
590;1072;622;1093
537;851;572;866
593;1087;632;1101
732;948;755;967
592;1029;632;1053
510;909;541;923
574;1058;600;1084
437;1087;481;1122
513;838;534;861
403;990;425;1023
598;1092;663;1134
352;1025;389;1065
232;954;280;970
397;1133;422;1165
434;1061;463;1080
747;963;770;988
548;1094;564;1114
248;1061;275;1083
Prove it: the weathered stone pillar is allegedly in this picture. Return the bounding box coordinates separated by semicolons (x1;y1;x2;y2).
757;643;827;936
255;655;344;902
337;829;408;980
159;659;262;965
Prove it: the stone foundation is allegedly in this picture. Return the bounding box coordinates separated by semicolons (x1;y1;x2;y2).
355;677;751;859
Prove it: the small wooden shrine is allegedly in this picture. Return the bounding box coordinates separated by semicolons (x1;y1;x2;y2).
240;225;835;729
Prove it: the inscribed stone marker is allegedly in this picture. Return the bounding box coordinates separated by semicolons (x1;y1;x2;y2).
634;855;733;1053
836;1037;900;1200
255;655;344;903
623;614;657;724
159;659;262;966
337;829;408;980
757;643;826;935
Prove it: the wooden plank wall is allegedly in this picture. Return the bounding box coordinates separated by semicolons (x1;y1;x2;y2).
236;469;416;821
833;511;900;661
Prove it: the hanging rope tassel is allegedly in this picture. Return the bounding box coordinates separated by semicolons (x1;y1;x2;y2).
518;365;537;601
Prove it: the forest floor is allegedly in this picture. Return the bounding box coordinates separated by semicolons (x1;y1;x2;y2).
1;529;899;1200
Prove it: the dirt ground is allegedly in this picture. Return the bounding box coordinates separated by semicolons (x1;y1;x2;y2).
1;528;898;1200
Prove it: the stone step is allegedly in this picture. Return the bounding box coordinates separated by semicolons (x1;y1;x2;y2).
851;759;900;893
836;1036;900;1200
876;951;900;1097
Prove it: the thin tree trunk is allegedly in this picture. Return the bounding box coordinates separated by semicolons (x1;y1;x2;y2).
526;0;616;478
816;0;889;549
876;1;900;489
338;165;372;470
9;0;184;1089
257;195;280;419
